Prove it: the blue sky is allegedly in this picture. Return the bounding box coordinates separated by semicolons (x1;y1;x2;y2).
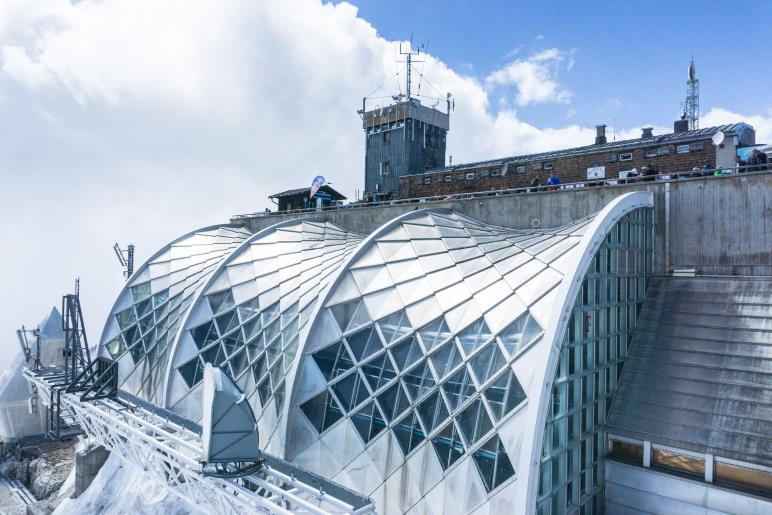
346;0;771;133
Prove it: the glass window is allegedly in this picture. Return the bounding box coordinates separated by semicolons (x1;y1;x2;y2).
652;449;704;478
417;391;449;434
430;340;463;379
442;366;476;411
456;398;493;446
329;299;370;333
346;326;383;362
431;422;465;470
418;317;452;350
351;401;387;443
377;310;412;344
715;461;772;493
676;144;690;154
456;318;493;356
609;440;643;464
207;290;235;315
376;381;410;422
619;153;633;161
484;370;526;421
331;370;369;413
389;336;422;372
473;435;515;492
300;389;343;434
401;360;436;401
360;352;396;393
393;412;426;456
470;343;507;385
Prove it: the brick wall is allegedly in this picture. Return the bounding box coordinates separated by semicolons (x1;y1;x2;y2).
396;138;716;199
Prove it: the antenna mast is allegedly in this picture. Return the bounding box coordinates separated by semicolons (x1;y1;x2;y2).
113;243;135;280
399;38;422;101
682;57;699;130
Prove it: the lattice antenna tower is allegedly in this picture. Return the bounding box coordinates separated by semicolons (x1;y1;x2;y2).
681;57;699;130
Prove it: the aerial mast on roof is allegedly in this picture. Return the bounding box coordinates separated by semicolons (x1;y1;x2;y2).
113;243;135;280
399;36;422;101
681;57;700;131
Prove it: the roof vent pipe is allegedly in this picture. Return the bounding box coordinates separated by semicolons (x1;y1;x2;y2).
595;125;607;145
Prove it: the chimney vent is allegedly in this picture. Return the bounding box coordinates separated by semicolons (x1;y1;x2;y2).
674;119;689;134
642;127;654;138
595;125;607;145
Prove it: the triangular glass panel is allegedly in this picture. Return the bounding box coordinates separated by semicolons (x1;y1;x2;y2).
456;398;493;447
177;356;204;388
431;421;465;471
377;310;412;345
203;343;226;367
122;325;140;346
392;412;426;456
136;298;153;318
470;343;507;385
207;290;235;315
389;336;422;373
311;340;354;381
351;401;387;444
418;317;452;350
472;434;515;492
237;296;260;323
442;366;476;411
221;330;244;358
345;326;382;362
129;341;145;365
115;307;136;330
130;282;151;302
376;382;410;423
329;299;370;333
456;318;493;356
152;289;169;308
401;361;435;402
484;370;526;421
252;356;267;383
138;313;154;336
331;371;369;413
105;337;125;359
300;389;343;434
360;352;397;393
417;391;449;434
214;310;239;336
430;341;462;379
229;347;249;378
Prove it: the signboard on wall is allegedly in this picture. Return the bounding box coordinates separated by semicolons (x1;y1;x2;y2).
587;166;606;179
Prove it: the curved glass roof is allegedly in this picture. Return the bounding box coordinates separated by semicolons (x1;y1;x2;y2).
285;209;594;503
164;220;362;452
98;225;252;404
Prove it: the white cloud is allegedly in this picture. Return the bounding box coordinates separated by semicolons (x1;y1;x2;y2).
485;48;573;106
0;0;769;370
702;106;772;144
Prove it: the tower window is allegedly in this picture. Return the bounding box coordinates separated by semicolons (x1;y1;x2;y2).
543;163;554;171
383;131;391;144
676;145;690;154
381;162;391;176
465;172;476;180
619;153;633;161
444;175;453;182
423;177;432;185
516;165;526;174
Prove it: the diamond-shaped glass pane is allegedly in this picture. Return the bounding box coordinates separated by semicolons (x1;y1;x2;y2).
208;290;235;315
499;314;542;357
456;398;493;447
393;412;426;456
300;389;343;434
431;421;465;470
130;282;151;302
401;361;435;402
457;319;493;356
470;343;507;385
430;340;462;379
417;392;449;434
178;356;204;387
390;336;422;372
312;340;355;381
376;382;410;422
331;371;369;413
472;434;515;492
418;317;453;350
346;326;382;362
360;352;397;393
484;370;526;421
329;299;370;333
442;366;476;411
214;310;238;336
351;401;387;443
237;296;260;322
378;310;412;344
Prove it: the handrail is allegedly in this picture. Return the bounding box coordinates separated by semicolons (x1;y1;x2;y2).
233;165;772;220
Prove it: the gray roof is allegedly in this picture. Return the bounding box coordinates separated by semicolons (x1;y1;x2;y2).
607;276;772;467
269;185;346;200
407;123;754;177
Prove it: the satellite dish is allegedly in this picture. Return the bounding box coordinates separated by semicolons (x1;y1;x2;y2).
712;132;726;146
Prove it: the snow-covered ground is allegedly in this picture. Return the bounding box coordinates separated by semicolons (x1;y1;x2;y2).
54;453;203;515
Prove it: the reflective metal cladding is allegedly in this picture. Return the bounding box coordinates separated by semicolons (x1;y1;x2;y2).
96;192;657;514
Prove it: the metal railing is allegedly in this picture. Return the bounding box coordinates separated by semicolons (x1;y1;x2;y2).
233;165;771;221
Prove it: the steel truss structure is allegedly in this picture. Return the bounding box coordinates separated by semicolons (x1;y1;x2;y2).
23;368;374;515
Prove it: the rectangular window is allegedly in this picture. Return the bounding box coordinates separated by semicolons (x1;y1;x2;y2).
676;144;690;154
490;168;501;176
516;165;527;174
383;131;391;144
690;142;704;151
423;177;432;185
652;448;704;478
619;153;633;162
658;146;670;155
466;172;476;180
444;174;453;182
644;149;658;158
714;461;772;493
381;162;390;176
607;154;618;163
533;162;543;171
609;440;643;464
481;169;490;177
544;162;554;170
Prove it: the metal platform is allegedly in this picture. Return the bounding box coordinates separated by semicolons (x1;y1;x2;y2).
23;367;375;515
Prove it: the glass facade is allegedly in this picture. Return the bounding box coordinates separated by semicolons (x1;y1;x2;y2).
99;225;252;403
536;208;653;515
290;210;596;501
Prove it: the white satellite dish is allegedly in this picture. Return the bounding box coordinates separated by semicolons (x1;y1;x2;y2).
712;131;726;146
